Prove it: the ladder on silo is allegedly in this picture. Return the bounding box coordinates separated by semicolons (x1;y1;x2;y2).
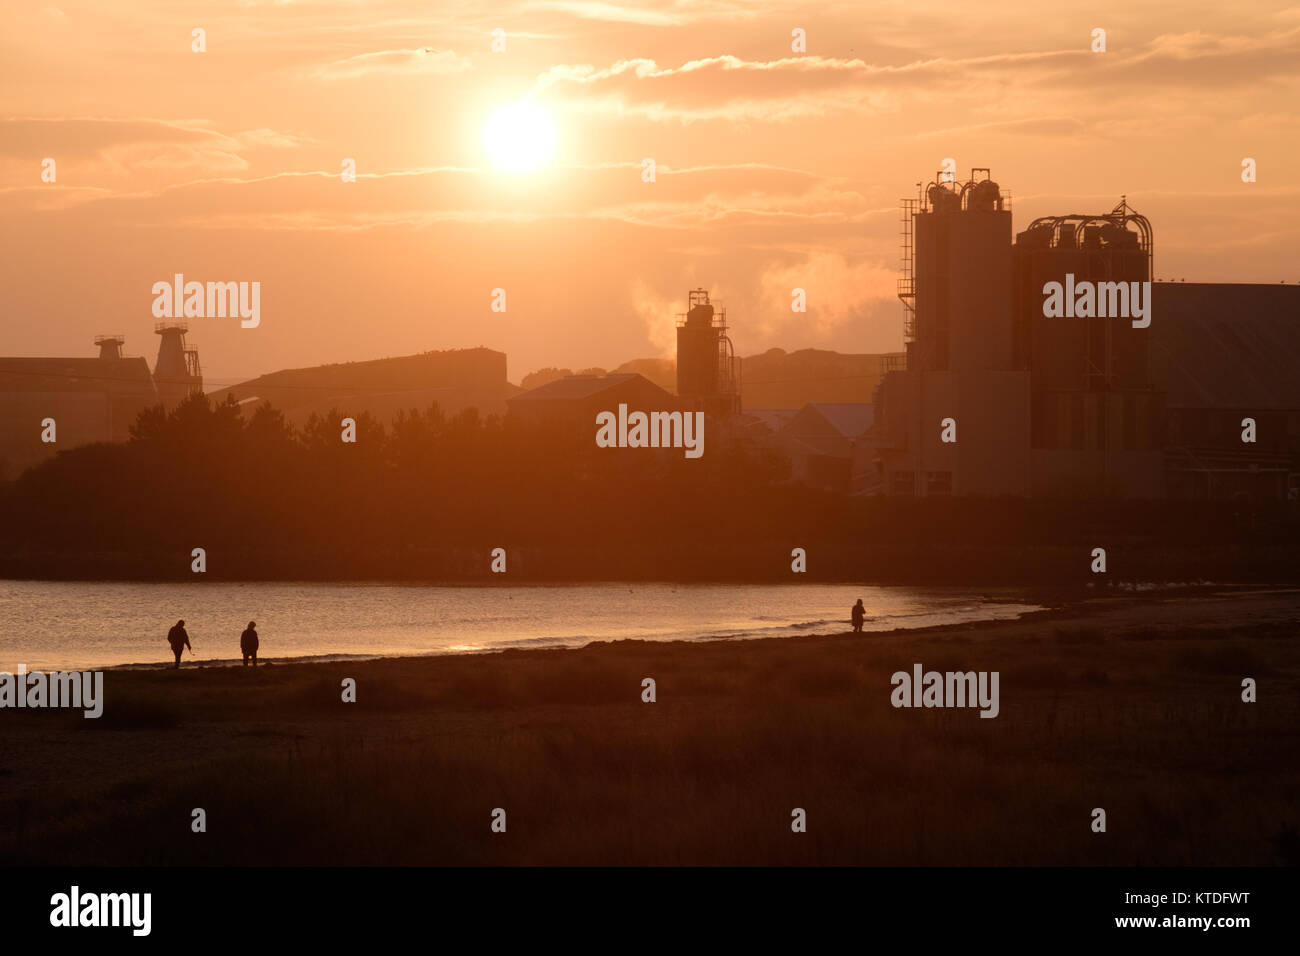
897;198;918;342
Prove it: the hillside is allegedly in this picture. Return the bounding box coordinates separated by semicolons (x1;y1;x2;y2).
517;350;901;408
209;348;517;424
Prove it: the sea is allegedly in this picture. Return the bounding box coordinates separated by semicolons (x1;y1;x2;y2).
0;580;1042;671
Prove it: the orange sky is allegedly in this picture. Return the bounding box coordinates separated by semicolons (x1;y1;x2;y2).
3;1;1299;387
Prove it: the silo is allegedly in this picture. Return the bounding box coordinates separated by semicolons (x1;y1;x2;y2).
911;169;1014;373
675;288;740;418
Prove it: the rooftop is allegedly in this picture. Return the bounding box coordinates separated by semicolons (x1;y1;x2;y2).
0;356;154;390
1151;283;1300;409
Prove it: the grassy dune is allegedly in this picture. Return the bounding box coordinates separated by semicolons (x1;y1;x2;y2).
1;591;1297;866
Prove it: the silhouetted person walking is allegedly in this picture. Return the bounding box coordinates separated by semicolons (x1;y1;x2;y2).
240;621;259;667
851;599;865;633
167;619;191;669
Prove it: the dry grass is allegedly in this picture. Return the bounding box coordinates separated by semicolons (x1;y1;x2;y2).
1;606;1297;866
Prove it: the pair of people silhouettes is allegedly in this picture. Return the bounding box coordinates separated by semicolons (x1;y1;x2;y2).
850;599;866;633
165;619;260;668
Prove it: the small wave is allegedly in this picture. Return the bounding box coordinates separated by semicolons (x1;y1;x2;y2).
789;619;836;630
494;635;583;648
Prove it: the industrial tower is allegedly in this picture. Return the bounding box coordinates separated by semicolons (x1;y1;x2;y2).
879;168;1031;496
675;288;740;419
877;167;1163;497
153;322;203;406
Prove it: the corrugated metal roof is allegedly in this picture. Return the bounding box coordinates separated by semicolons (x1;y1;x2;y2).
1151;283;1300;409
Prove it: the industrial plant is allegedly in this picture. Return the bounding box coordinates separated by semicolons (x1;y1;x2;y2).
0;323;202;479
3;173;1297;501
869;167;1300;500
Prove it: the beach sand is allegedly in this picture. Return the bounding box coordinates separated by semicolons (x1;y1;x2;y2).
1;586;1297;866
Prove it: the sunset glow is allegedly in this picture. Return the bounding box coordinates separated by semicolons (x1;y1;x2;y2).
0;0;1298;924
483;102;556;172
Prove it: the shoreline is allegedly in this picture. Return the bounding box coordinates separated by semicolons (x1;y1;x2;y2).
77;582;1296;673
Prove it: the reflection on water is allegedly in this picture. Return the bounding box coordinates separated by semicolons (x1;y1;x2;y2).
0;580;1041;670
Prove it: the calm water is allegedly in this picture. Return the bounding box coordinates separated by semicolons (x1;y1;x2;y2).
0;581;1041;671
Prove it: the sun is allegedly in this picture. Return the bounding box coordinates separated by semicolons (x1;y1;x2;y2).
483;102;556;172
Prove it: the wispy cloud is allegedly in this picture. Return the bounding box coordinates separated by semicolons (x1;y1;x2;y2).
524;0;761;27
0;116;314;182
532;28;1300;123
312;47;470;80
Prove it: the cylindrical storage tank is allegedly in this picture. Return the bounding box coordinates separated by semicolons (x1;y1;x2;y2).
677;325;719;398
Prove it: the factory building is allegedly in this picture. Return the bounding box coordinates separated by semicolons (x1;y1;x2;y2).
769;403;876;494
0;325;202;480
1013;201;1164;497
872;167;1299;499
1152;283;1300;501
875;169;1032;496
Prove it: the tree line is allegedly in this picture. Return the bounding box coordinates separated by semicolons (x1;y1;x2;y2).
0;392;1293;584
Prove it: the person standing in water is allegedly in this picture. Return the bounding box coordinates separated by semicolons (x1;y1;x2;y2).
240;621;259;666
167;619;191;669
851;599;866;633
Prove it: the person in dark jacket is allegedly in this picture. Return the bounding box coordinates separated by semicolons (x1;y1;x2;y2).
850;599;866;633
240;621;259;666
167;619;191;668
